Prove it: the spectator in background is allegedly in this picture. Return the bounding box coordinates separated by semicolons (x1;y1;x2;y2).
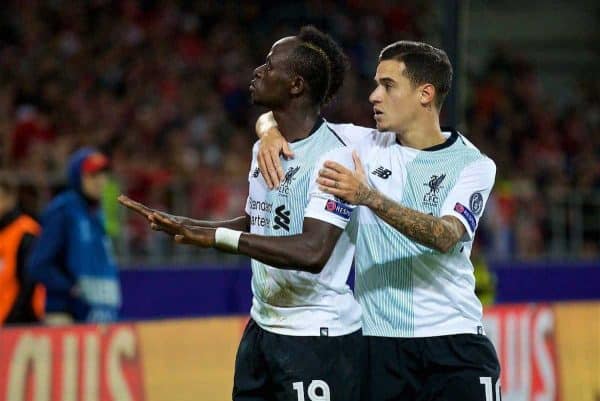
1;2;597;260
0;175;45;325
28;148;121;324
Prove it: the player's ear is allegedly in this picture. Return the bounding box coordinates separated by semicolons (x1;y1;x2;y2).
419;83;436;108
290;75;305;96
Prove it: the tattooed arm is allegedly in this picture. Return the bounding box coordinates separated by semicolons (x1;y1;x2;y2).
317;151;465;253
356;188;465;253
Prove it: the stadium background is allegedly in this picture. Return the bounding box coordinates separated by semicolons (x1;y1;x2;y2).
0;1;598;400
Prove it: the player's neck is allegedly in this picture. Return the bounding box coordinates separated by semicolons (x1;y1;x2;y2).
273;109;320;143
395;114;445;150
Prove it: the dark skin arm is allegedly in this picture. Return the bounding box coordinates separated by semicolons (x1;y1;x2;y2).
118;195;250;231
318;151;465;253
151;213;343;274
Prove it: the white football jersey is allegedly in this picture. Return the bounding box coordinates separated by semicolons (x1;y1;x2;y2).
245;119;370;336
305;127;496;337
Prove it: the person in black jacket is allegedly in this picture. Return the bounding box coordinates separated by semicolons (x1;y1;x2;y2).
0;175;44;325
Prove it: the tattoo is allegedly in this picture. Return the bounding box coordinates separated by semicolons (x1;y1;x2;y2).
355;182;378;206
364;190;462;253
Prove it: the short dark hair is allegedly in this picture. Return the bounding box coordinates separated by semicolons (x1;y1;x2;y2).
379;41;452;109
288;26;349;106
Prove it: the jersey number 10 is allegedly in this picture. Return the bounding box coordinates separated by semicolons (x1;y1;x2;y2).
480;377;501;401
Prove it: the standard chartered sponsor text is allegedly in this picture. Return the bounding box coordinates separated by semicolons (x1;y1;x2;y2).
250;214;271;227
248;197;273;213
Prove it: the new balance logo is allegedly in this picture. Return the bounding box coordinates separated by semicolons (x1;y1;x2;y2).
273;205;290;231
372;166;392;179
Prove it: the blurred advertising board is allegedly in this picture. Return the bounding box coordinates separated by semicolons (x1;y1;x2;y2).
0;304;597;401
483;302;599;401
0;324;144;401
0;317;247;401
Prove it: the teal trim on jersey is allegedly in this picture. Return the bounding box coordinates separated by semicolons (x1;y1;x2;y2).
251;122;346;304
355;137;486;337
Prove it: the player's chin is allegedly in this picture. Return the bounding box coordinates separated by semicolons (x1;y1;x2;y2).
375;121;389;132
250;94;268;107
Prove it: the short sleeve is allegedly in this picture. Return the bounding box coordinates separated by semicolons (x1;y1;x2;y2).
439;158;497;242
304;148;356;229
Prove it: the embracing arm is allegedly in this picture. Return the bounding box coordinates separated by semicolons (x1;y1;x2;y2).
255;111;294;189
255;111;278;139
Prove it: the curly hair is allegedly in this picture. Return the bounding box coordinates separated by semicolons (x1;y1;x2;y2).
288;26;349;106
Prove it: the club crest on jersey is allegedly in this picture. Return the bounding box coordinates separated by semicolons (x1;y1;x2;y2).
423;174;446;207
325;199;353;220
278;166;301;196
252;167;260;178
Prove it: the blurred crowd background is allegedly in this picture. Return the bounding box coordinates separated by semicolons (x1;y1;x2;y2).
1;0;598;265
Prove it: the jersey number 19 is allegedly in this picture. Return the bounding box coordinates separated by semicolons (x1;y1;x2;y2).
293;380;331;401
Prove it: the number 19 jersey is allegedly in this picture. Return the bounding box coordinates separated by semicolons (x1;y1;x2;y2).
245;119;365;337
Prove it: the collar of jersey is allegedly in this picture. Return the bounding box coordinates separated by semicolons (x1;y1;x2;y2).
288;117;325;144
398;127;459;152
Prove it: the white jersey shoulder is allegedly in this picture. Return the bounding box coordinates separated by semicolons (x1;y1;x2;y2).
326;122;395;148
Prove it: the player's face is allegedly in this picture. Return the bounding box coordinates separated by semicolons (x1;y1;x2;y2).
250;37;297;108
369;60;420;132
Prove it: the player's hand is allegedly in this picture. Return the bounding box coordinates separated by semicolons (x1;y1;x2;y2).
119;194;183;226
258;127;294;189
317;150;374;205
118;194;157;219
150;213;216;247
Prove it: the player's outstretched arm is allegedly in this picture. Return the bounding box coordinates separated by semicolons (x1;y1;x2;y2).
317;151;464;253
118;195;249;232
151;213;342;274
255;111;294;189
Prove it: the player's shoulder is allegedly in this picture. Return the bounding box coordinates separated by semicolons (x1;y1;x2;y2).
325;122;368;139
452;131;497;179
316;145;355;169
453;131;495;164
326;121;395;150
